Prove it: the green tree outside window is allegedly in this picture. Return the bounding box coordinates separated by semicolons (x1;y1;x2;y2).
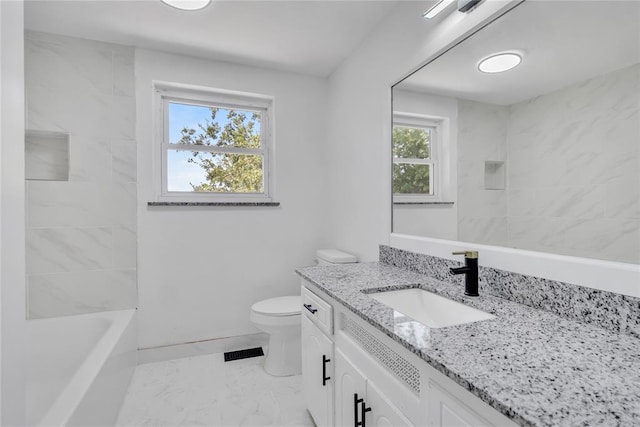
177;107;264;193
393;126;432;195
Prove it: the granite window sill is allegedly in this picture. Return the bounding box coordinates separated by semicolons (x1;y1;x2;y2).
393;201;454;205
147;201;281;207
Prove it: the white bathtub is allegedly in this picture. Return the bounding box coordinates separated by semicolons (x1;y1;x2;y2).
26;309;137;426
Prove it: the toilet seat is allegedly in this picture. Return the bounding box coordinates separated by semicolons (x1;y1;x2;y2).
250;311;301;327
251;296;301;317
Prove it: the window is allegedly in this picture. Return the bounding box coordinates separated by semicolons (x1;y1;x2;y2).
154;83;274;203
393;113;444;203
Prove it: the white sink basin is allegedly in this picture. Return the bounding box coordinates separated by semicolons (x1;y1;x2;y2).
369;288;495;328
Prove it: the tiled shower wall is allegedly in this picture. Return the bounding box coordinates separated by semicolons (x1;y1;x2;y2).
25;31;137;318
458;63;639;264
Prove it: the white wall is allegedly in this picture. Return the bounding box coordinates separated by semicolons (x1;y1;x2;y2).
136;49;329;349
0;1;26;424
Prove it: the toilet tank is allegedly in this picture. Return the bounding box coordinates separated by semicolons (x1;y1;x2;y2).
316;249;358;265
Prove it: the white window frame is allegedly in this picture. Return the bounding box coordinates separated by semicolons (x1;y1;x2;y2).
153;82;275;203
393;112;445;203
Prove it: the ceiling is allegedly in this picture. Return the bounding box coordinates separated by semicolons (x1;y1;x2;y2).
397;1;640;105
24;0;399;77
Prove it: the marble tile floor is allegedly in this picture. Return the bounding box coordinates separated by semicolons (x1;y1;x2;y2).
116;351;314;427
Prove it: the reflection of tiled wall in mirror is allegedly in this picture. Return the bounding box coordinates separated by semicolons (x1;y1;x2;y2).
457;100;508;247
455;64;639;264
394;63;640;264
506;64;639;264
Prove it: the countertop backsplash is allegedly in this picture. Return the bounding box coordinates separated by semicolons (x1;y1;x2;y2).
379;245;640;339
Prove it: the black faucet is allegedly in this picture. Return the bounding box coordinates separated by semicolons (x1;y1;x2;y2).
449;251;479;296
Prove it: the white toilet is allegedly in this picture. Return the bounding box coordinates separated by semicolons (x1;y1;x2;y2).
250;296;302;376
250;249;357;377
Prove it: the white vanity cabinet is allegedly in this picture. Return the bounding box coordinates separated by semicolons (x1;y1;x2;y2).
335;348;413;427
428;379;495;427
423;368;518;427
301;281;518;427
334;348;366;426
301;286;335;427
366;379;415;427
301;315;334;426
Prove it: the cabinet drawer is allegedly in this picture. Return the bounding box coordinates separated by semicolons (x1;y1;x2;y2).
301;285;333;335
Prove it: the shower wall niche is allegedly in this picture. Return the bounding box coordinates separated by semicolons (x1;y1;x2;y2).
25;130;69;181
25;31;137;318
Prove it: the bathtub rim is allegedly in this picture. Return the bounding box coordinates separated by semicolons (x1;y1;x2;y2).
30;309;136;427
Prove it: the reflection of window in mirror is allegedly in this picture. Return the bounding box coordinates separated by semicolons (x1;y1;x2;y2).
393;113;449;203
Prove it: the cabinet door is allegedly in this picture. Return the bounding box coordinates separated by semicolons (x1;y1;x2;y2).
335;349;367;427
365;380;414;427
302;315;334;427
427;380;494;427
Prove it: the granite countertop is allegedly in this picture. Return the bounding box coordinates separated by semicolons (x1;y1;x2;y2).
296;262;640;427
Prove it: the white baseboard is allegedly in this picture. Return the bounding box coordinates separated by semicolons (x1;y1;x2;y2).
137;333;269;364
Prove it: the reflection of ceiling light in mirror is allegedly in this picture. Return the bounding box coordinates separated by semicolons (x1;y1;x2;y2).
478;52;522;73
423;0;455;19
161;0;211;11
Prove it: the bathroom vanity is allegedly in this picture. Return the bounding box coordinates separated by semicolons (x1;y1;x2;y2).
297;260;640;427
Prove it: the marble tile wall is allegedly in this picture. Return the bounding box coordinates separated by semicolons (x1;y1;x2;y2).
506;64;640;263
25;130;69;180
379;245;640;339
25;31;137;318
457;100;508;246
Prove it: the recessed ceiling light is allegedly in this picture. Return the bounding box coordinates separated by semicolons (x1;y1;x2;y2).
478;52;522;73
423;0;455;19
161;0;211;11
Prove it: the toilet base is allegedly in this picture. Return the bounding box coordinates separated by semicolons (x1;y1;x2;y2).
263;330;301;377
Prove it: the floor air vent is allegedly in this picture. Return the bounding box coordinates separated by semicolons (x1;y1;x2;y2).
224;347;264;362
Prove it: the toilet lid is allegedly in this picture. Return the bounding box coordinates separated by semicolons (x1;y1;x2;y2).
252;296;301;316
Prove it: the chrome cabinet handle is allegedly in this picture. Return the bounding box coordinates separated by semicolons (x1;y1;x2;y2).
303;303;317;314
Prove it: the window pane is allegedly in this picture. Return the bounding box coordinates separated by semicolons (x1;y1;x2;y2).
167;150;263;193
393;126;430;159
393;163;432;194
169;102;261;149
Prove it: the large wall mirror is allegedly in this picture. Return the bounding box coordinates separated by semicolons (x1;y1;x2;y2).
392;0;640;265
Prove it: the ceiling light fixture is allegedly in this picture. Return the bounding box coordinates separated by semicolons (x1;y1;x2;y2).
478;52;522;73
423;0;455;19
161;0;211;11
